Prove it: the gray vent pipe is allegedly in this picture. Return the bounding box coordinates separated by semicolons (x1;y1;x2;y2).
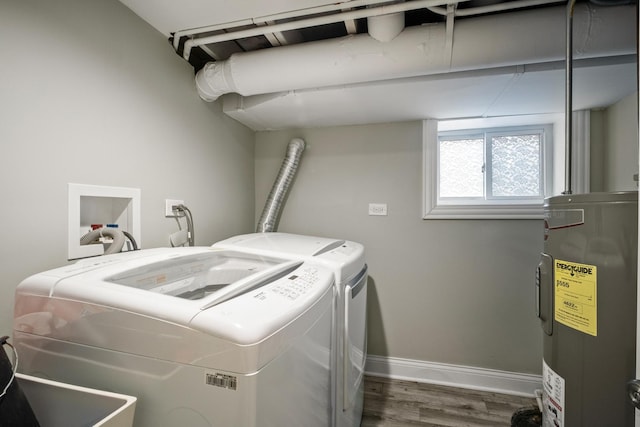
563;0;577;195
562;0;631;195
256;138;306;232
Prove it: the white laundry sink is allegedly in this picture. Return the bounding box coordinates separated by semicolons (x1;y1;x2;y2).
16;374;136;427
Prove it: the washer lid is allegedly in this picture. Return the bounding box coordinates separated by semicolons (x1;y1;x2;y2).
105;250;297;304
46;248;309;327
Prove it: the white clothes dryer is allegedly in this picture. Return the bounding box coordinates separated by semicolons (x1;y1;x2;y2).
13;247;334;427
212;232;367;427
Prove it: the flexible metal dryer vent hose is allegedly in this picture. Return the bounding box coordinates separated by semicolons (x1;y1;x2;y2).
256;138;306;233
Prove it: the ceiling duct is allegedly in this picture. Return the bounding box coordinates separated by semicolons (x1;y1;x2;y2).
195;3;635;102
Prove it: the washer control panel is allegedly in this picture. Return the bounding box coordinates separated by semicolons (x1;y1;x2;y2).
192;263;334;344
271;266;319;301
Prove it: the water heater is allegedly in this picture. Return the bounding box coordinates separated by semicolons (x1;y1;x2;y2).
537;191;638;426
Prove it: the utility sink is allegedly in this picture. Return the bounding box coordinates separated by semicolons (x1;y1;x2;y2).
16;374;136;427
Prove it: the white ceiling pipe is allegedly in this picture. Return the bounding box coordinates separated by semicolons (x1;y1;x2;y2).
175;0;561;52
173;0;405;50
195;3;636;102
173;18;254;51
367;12;405;42
426;0;564;16
183;0;473;60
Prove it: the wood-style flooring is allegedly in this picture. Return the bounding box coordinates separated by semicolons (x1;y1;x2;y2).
361;376;539;427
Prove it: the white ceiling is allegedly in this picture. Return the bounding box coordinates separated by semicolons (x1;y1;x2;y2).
118;0;638;131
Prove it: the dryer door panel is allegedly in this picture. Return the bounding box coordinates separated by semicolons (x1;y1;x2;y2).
343;268;368;411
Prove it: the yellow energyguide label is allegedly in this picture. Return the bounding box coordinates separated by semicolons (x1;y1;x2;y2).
554;260;597;336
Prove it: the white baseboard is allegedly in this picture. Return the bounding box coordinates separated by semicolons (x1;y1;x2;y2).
365;355;542;397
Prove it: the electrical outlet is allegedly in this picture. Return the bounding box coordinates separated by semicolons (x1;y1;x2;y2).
165;199;184;217
368;203;388;216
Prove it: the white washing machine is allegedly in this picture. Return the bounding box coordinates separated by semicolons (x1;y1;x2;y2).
212;232;367;427
12;247;334;427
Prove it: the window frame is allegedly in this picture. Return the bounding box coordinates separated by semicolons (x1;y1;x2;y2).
423;118;555;219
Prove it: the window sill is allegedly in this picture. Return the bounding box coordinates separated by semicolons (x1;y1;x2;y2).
422;203;544;220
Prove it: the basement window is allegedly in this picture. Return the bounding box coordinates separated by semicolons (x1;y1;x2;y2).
423;116;556;219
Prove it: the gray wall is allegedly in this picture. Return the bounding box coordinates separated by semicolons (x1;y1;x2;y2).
603;92;639;191
590;92;638;192
255;93;638;376
0;0;255;334
255;123;545;374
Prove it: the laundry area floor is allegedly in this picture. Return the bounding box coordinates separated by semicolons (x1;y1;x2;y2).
361;376;538;426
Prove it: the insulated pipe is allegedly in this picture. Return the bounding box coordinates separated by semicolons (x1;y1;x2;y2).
195;3;635;102
80;228;126;255
256;138;306;233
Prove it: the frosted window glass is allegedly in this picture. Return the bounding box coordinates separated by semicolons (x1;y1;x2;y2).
427;120;553;219
439;138;484;197
491;134;540;197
